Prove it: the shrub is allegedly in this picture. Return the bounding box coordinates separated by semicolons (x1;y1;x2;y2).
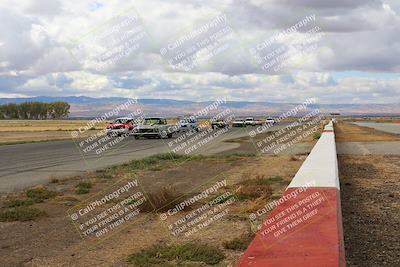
209;193;235;205
128;243;225;266
50;177;59;183
95;170;113;179
223;234;255;251
127;153;190;171
241;175;284;186
234;176;285;201
3;199;34;208
141;187;181;212
0;207;46;222
75;182;92;194
26;187;58;203
235;184;272;200
313;132;321;140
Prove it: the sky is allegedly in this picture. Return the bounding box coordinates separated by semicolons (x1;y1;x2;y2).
0;0;400;104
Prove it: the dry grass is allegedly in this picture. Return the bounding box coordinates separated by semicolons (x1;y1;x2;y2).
0;120;106;132
0;120;107;145
141;187;183;212
335;122;400;142
0;153;303;266
349;117;400;123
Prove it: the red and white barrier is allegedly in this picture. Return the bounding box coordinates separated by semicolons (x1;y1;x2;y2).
237;121;346;267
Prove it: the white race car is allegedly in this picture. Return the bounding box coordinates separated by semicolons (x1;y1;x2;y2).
232;118;246;127
265;117;276;125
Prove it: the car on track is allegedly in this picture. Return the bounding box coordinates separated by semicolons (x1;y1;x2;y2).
106;117;137;136
232;118;246;127
178;116;200;132
245;117;263;126
133;117;177;139
265;117;276;125
211;119;229;129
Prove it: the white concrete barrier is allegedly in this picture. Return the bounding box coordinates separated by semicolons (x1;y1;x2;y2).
238;120;346;267
288;121;339;189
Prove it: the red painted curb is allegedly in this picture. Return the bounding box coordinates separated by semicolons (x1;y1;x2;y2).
237;188;345;267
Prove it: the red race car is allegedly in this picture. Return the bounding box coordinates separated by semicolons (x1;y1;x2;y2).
106;117;137;137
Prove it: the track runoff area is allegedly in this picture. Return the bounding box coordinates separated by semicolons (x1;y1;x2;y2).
238;121;345;267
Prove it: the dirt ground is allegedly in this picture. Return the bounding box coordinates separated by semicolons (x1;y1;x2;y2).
336;120;400;266
339;155;400;267
335;122;400;142
0;154;304;266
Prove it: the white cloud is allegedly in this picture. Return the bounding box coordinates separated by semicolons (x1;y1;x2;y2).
0;0;399;103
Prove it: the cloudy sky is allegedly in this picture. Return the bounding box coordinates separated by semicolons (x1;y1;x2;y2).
0;0;399;104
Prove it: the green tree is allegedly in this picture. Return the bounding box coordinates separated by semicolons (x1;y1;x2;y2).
0;101;70;119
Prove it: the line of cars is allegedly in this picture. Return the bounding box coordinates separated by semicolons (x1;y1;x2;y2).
106;116;276;139
231;117;276;127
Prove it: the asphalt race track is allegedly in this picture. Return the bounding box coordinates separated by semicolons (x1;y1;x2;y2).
0;124;291;192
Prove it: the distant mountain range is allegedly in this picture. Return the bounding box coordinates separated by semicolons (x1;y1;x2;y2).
0;96;399;117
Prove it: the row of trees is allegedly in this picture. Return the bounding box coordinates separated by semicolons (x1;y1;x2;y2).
0;102;70;119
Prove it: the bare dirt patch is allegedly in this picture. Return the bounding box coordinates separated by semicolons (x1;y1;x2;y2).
335;122;400;142
0;153;303;266
339;155;400;267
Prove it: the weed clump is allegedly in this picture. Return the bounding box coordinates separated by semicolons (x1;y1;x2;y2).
0;207;46;222
75;182;92;194
223;233;255;251
141;187;181;212
128;243;225;266
26;187;58;203
313;132;321;140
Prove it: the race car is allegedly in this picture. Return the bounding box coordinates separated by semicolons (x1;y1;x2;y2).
245;117;263;126
211;119;229;129
106;117;136;136
232;118;246;127
133;117;177;139
265;117;276;125
178;116;200;132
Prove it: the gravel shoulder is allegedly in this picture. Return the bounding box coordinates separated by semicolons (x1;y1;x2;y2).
339;155;400;267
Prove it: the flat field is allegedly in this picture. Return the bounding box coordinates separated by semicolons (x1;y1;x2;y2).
0;120;107;145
